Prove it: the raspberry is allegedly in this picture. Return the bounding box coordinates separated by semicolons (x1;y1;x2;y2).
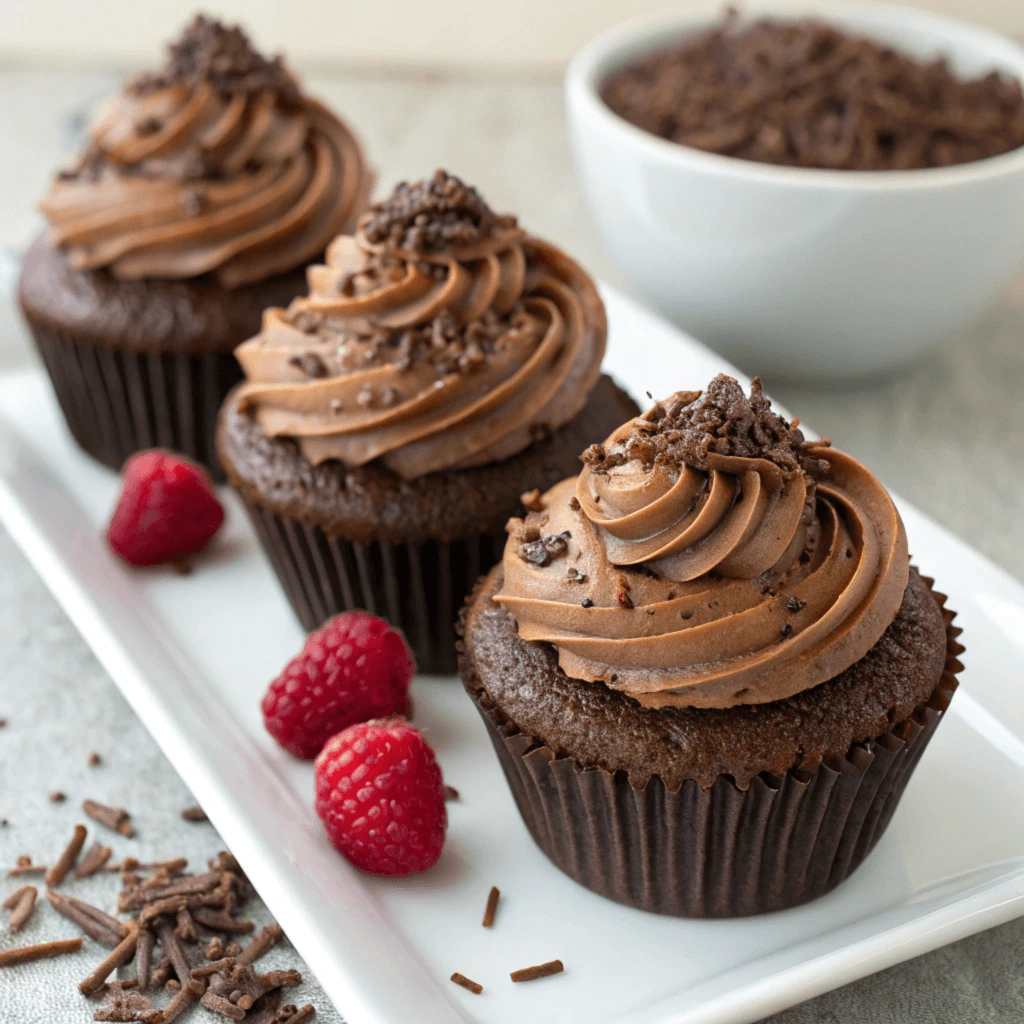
314;720;446;875
106;450;224;567
262;612;414;760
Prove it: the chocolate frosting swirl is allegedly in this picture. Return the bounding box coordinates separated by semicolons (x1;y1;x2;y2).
232;171;607;480
38;16;372;288
495;377;909;709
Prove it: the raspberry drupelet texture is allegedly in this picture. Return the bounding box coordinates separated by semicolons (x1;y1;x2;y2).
262;611;415;760
314;720;447;876
106;450;224;567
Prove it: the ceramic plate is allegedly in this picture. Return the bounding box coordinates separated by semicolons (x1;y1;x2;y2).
1;287;1022;1024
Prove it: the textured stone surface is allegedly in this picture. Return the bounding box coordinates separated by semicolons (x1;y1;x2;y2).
0;66;1022;1023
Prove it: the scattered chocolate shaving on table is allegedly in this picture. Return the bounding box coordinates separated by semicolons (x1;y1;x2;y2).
76;842;114;879
510;959;564;982
88;751;102;767
0;717;6;726
83;800;135;837
0;936;83;966
482;886;500;928
181;805;208;822
137;927;155;991
443;785;459;802
450;972;483;994
45;822;88;888
8;854;47;877
80;922;139;995
4;884;37;932
47;889;126;946
49;790;67;803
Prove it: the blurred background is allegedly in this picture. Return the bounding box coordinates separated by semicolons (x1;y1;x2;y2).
1;0;1022;73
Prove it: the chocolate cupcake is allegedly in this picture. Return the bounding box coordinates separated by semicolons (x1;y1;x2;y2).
18;15;372;476
459;375;962;916
218;170;638;672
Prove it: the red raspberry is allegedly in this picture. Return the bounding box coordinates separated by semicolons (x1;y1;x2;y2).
314;720;446;875
106;450;224;567
262;612;414;760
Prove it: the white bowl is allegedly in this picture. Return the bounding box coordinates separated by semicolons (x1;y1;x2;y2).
566;0;1024;380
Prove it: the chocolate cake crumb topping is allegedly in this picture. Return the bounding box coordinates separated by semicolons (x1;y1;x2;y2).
361;170;516;254
518;532;571;567
582;375;830;477
128;15;298;102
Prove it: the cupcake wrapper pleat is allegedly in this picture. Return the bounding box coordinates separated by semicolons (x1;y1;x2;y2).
30;324;241;479
243;498;506;674
467;585;963;917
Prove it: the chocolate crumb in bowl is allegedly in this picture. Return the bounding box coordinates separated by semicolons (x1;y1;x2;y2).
481;886;500;927
510;959;565;982
601;13;1024;170
450;972;484;994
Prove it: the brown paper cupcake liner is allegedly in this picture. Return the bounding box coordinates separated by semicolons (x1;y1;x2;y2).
465;584;963;917
30;324;242;479
243;498;507;674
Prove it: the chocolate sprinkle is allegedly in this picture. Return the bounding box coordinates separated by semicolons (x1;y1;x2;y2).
481;886;500;928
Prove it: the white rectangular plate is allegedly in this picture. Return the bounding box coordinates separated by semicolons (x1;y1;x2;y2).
1;286;1023;1024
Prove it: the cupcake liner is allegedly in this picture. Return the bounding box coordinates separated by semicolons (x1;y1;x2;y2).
465;583;963;917
30;324;242;479
243;498;507;674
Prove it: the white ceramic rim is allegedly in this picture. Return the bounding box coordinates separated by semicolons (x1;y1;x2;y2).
566;0;1024;191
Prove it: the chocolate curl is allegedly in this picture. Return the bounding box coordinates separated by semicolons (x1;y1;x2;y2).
47;890;126;946
155;921;192;985
237;923;283;966
175;907;198;943
191;907;254;934
79;922;139;996
75;842;114;879
83;800;135;837
44;823;88;888
3;885;37;932
0;936;83;967
120;870;220;912
136;927;155;991
7;855;46;877
200;991;246;1020
140;979;204;1024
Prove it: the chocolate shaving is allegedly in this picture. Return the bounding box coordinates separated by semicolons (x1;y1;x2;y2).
518;532;571;567
601;14;1024;170
443;785;460;802
0;936;83;967
84;800;135;838
94;986;154;1021
361;170;514;254
142;978;204;1024
45;823;88;888
450;972;483;994
180;806;207;822
137;928;155;991
80;923;139;995
76;842;114;879
481;886;500;928
88;751;102;767
192;907;254;934
175;907;198;944
237;923;284;966
510;959;564;982
8;855;47;877
49;790;66;803
47;890;127;946
201;991;246;1020
156;921;192;985
4;885;37;932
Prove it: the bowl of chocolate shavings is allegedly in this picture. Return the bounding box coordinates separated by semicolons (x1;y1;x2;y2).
567;1;1024;380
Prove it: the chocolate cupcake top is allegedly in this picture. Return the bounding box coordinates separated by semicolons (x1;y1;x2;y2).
38;15;372;288
231;170;607;480
494;376;909;709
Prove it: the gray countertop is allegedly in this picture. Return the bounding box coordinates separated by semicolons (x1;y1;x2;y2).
1;67;1022;1024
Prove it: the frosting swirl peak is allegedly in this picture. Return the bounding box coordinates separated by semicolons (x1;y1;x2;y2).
495;377;909;709
39;15;372;288
232;171;607;480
